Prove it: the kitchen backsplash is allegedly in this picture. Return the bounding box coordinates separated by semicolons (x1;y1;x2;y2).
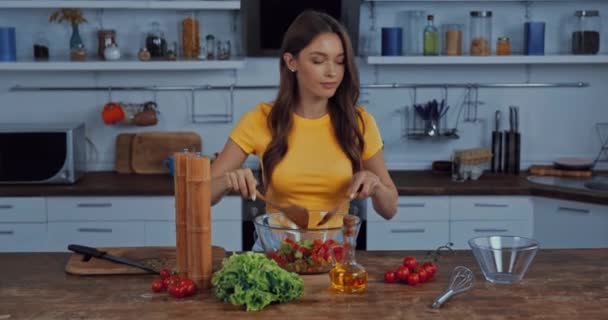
0;1;607;171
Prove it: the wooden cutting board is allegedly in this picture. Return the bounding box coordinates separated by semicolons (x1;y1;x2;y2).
131;132;202;174
65;246;225;275
529;165;592;178
115;133;135;174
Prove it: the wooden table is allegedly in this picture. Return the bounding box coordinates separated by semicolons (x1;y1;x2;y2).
1;249;607;319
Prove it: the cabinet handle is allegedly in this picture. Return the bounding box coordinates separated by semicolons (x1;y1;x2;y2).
473;228;508;233
0;205;14;209
0;230;15;235
398;203;426;208
77;203;113;208
77;228;113;233
474;203;509;208
557;206;591;215
390;228;426;234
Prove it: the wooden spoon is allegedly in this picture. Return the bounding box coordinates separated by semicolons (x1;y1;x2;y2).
316;195;353;227
255;190;309;229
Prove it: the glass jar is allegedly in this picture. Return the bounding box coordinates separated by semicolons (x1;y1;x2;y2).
181;12;200;59
470;11;492;56
397;10;426;56
496;36;511;55
205;34;215;59
571;10;601;55
33;32;49;61
443;24;463;56
146;22;167;59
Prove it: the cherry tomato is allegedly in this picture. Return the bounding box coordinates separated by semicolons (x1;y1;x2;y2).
151;279;163;293
185;283;197;296
162;278;171;290
159;268;171;280
423;264;437;278
396;265;410;282
418;269;429;283
407;273;420;286
384;270;397;283
403;256;418;271
168;284;187;298
169;276;181;287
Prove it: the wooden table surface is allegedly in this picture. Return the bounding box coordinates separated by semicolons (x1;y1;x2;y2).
1;249;606;319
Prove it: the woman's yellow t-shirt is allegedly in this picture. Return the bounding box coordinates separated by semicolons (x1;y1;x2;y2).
229;102;383;228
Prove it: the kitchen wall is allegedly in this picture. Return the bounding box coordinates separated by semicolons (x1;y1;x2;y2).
1;1;607;171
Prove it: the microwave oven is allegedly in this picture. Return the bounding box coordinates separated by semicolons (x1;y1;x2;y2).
0;123;86;184
242;0;360;56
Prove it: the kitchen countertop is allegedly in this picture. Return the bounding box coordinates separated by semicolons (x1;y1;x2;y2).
0;170;607;205
0;249;606;319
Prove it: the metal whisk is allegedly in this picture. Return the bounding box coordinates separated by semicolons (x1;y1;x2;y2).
431;266;475;309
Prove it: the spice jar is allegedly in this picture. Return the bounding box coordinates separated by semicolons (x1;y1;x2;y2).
205;34;215;59
496;37;510;55
470;11;492;56
443;24;463;56
181;12;200;59
571;10;601;55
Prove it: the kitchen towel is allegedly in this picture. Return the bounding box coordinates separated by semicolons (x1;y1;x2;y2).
0;27;16;62
382;27;403;56
524;22;545;55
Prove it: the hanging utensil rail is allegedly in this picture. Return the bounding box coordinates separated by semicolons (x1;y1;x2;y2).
10;81;589;124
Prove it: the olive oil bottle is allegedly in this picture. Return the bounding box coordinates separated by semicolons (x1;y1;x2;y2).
423;15;439;56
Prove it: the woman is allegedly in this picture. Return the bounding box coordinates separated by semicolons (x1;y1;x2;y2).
211;10;398;231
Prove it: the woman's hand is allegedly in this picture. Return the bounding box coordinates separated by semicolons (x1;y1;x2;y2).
223;168;258;200
349;170;381;199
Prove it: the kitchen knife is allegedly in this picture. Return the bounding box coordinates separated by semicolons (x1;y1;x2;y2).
491;110;503;172
513;106;521;173
68;244;159;274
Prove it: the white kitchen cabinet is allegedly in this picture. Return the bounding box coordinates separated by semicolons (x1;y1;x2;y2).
450;220;533;249
533;197;608;249
0;197;48;252
449;196;534;249
47;196;174;221
144;196;242;251
48;221;146;251
367;221;450;250
367;196;450;250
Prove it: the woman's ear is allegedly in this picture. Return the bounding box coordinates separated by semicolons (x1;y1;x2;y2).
282;52;297;72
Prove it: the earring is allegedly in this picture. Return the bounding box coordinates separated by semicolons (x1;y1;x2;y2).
289;68;296;73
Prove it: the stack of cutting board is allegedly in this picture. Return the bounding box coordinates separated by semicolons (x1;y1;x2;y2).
115;132;202;174
528;165;592;178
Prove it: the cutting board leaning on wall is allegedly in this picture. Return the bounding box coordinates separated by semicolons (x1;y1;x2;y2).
115;132;202;174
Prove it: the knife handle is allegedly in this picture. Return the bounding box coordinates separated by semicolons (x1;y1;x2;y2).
68;244;106;258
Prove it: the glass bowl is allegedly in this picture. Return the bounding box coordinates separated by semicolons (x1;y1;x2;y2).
254;212;354;274
468;235;539;284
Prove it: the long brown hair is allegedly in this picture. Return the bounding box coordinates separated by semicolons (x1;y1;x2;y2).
262;10;364;190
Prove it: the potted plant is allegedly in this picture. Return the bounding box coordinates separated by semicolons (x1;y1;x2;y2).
49;8;87;60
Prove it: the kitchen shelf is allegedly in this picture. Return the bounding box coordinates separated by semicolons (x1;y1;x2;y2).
0;58;246;71
367;55;608;65
0;1;240;10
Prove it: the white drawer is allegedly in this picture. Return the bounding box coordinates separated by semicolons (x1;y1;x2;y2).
450;196;533;220
47;222;145;251
0;197;46;223
47;196;174;221
145;221;242;252
212;196;242;221
450;220;533;250
534;197;608;249
0;223;47;252
367;221;449;250
368;196;449;222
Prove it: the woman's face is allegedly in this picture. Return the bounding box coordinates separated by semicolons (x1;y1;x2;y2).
286;32;345;100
